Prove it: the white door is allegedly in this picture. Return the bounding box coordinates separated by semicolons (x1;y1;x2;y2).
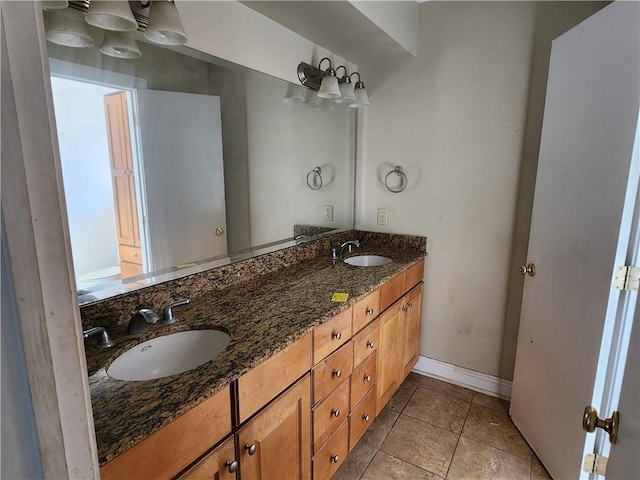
136;89;227;271
510;2;640;479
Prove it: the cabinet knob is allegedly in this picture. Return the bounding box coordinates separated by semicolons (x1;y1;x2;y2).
332;331;342;340
367;340;375;349
330;454;340;464
366;307;374;315
245;444;257;455
407;302;413;309
402;305;408;312
333;369;342;378
364;374;372;382
225;460;239;473
331;409;340;418
362;414;370;422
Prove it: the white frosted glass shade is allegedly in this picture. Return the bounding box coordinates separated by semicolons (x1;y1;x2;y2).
41;1;69;10
100;30;141;59
85;1;138;32
350;86;370;108
144;1;188;46
44;9;94;48
335;81;356;104
318;74;340;99
283;83;306;103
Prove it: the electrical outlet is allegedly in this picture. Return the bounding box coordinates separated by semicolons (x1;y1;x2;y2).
377;208;388;226
324;205;334;221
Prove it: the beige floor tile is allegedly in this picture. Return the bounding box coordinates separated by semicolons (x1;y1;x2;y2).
447;436;530;480
360;407;400;449
381;414;458;477
386;379;418;413
471;392;510;413
530;454;552;480
421;376;474;402
403;387;470;433
361;451;442;480
462;404;532;460
406;372;424;386
333;438;378;480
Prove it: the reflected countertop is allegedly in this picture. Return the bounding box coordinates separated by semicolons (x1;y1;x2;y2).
86;246;426;465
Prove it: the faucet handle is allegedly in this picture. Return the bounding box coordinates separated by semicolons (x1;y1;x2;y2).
162;299;191;324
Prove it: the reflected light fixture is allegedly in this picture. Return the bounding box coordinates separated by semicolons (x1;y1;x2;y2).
44;8;94;48
100;30;142;58
297;59;369;108
349;72;369;108
283;83;306;103
144;0;188;46
42;0;69;10
85;0;138;32
334;66;356;104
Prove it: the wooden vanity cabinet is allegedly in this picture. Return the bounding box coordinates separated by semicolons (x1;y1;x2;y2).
375;299;403;414
400;283;424;380
176;436;236;480
237;375;311;480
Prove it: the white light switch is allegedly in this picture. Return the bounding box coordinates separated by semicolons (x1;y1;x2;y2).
377;208;388;226
324;205;334;221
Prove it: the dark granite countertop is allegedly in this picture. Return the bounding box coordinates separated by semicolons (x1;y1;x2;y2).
86;245;425;465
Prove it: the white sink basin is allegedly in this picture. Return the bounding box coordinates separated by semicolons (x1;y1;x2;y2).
344;255;393;267
107;329;231;381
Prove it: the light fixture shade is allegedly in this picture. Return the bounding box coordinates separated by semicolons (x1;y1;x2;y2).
335;81;356;104
144;1;188;46
41;0;69;10
100;30;141;59
318;74;340;99
44;9;95;48
350;85;370;108
86;1;138;32
283;83;306;103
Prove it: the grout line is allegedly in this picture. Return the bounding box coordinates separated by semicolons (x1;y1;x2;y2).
458;433;533;462
443;395;474;479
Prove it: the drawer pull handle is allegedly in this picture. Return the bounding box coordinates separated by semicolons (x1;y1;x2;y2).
332;331;342;340
226;460;239;473
364;374;372;382
331;454;340;464
366;307;374;315
245;444;257;455
333;369;342;378
362;414;370;422
331;409;340;418
367;340;375;349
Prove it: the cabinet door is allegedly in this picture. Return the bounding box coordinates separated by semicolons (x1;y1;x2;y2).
400;283;423;380
238;375;311;480
375;300;403;415
176;437;236;480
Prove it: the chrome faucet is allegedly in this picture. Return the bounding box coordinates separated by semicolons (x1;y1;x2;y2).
339;240;361;259
83;326;114;349
162;299;191;324
127;308;160;334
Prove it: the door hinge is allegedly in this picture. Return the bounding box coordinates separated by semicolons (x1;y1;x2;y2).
583;453;608;476
613;265;640;291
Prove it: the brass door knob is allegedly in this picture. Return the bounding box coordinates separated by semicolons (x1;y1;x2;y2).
583;406;619;444
519;263;536;276
245;444;257;455
226;460;239;473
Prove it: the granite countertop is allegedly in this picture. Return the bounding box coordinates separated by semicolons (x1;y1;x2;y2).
86;246;425;465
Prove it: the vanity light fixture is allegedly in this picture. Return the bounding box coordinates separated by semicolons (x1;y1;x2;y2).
44;8;95;48
349;72;370;108
144;0;188;46
100;30;142;58
317;57;341;99
297;59;369;108
334;66;356;104
85;0;138;32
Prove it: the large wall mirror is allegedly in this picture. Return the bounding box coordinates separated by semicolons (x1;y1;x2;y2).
44;15;356;305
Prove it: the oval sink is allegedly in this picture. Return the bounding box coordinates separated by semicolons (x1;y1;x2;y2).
344;255;393;267
107;329;231;381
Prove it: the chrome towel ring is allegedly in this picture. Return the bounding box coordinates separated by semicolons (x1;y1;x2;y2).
384;166;407;193
306;167;323;190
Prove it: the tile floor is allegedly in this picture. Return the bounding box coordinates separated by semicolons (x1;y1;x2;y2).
334;373;552;480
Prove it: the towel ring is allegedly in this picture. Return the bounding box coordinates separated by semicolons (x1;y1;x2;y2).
384;166;407;193
306;167;323;190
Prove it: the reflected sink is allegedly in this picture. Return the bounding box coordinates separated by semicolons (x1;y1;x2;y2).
107;329;231;381
344;255;393;267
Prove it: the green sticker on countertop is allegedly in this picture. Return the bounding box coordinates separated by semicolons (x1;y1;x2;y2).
331;292;349;303
176;262;197;269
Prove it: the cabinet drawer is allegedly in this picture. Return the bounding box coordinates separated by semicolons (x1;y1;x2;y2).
353;320;379;368
313;307;352;364
176;436;235;480
349;388;376;451
119;244;143;265
406;259;425;290
312;420;349;480
352;289;380;333
313;342;353;404
350;351;377;410
313;378;350;453
101;386;232;480
379;271;406;312
238;333;311;423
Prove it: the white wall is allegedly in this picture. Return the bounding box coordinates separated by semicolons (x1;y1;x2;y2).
357;1;537;378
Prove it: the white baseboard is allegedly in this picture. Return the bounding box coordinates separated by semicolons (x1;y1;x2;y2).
412;355;512;400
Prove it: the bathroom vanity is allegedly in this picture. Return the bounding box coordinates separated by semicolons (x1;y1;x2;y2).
81;231;426;480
